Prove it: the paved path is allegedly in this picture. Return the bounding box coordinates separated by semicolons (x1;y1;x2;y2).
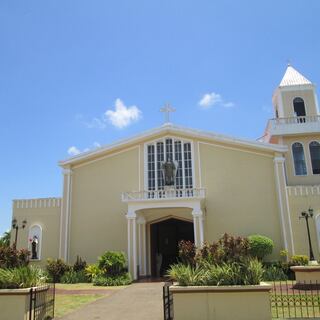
59;282;164;320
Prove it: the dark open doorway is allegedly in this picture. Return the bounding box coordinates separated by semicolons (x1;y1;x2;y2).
150;218;194;277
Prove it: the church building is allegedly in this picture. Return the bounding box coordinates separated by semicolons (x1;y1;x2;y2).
12;65;320;279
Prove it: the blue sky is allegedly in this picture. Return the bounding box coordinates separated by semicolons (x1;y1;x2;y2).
1;0;320;235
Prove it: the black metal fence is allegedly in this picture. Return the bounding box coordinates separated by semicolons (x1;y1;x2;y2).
29;283;55;320
163;281;173;320
271;280;320;319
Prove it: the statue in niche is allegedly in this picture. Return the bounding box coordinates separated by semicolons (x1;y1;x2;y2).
161;156;178;186
31;236;39;260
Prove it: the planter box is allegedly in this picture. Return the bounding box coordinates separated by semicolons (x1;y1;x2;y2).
291;265;320;287
0;286;48;320
170;282;272;320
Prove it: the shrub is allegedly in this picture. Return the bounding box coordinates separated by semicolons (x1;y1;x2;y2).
0;246;29;268
73;256;87;272
291;255;309;266
242;258;264;285
248;235;274;260
0;266;47;289
0;231;11;247
168;263;207;286
93;273;132;286
98;251;127;276
46;258;70;282
61;270;89;284
263;265;288;281
178;241;197;266
168;258;264;286
85;264;102;281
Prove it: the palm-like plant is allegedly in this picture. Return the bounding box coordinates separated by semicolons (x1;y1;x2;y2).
0;231;11;247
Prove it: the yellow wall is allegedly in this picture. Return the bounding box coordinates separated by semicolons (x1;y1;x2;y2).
68;146;140;263
288;192;320;258
12;201;61;265
283;135;320;186
198;141;283;259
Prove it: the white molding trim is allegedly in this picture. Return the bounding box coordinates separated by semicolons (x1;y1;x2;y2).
59;124;287;167
197;141;202;188
13;198;62;209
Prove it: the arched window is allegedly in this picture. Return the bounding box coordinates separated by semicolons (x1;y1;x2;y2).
309;141;320;174
28;225;42;260
293;97;306;118
292;142;307;176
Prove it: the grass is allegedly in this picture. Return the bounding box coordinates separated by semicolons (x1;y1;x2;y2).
55;282;123;290
55;294;104;318
54;283;126;318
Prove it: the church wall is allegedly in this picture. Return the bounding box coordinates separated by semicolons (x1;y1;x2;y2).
282;134;320;186
288;192;320;259
12;202;61;266
68;146;140;264
198;142;283;260
280;89;318;117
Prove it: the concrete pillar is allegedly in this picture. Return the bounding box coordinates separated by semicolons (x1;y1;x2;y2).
59;168;73;262
274;155;295;255
126;212;137;280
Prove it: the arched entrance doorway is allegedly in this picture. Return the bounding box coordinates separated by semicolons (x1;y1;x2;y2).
150;218;194;277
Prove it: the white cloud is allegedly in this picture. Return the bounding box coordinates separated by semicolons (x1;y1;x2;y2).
78;99;141;130
67;142;101;157
199;92;235;109
68;146;81;156
105;99;142;129
199;92;222;108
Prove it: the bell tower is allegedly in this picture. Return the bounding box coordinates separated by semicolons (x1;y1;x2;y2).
264;65;320;186
272;64;319;120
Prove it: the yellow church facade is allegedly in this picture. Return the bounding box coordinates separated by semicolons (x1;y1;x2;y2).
12;65;320;279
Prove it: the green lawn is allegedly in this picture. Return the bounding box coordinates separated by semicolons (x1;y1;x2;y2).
55;294;104;318
54;283;125;318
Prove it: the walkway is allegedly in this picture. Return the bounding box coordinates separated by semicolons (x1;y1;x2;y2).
59;281;164;320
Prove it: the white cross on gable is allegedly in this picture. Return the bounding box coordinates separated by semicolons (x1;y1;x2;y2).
160;103;176;124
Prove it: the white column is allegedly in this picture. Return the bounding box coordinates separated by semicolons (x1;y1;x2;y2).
126;212;137;280
274;156;294;255
192;214;199;247
192;210;204;247
137;217;146;276
59;168;73;261
132;216;137;280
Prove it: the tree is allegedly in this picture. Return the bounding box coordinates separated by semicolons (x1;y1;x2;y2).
0;231;11;247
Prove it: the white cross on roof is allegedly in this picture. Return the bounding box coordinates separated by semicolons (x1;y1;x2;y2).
160;103;176;124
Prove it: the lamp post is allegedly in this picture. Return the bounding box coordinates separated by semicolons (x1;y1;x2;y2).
299;208;315;261
12;218;27;249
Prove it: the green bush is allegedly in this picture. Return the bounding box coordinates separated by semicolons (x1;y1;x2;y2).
0;231;11;247
98;251;127;276
263;265;288;281
168;258;264;286
46;258;70;282
93;273;132;286
0;266;47;289
0;246;29;268
73;256;87;272
248;235;274;260
291;255;309;266
61;270;89;284
168;263;207;286
85;264;102;281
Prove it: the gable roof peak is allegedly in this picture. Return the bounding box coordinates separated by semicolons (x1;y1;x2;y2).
279;65;312;87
